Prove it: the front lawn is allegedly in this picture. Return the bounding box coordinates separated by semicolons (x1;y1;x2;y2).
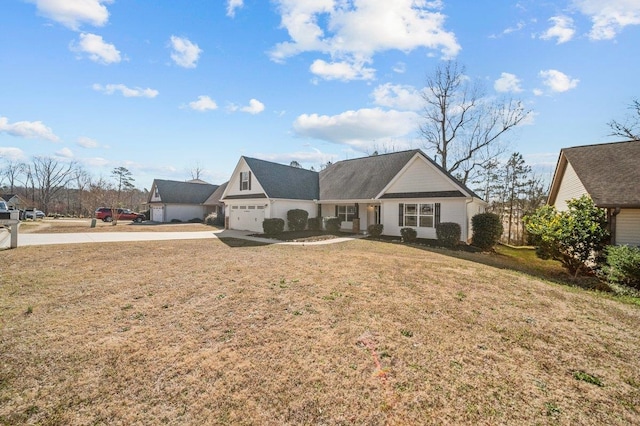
1;239;639;424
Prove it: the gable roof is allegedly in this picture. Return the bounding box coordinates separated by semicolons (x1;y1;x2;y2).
320;149;482;200
150;179;218;204
242;157;319;200
549;140;640;208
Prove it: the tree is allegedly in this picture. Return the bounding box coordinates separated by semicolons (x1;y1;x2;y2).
1;160;26;193
524;196;609;277
502;153;532;244
289;160;302;168
31;156;77;214
189;162;205;180
111;166;134;204
608;99;640;140
419;60;531;185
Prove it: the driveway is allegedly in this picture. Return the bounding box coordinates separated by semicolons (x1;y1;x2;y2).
7;229;363;248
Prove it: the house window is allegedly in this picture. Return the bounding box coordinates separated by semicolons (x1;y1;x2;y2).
337;205;356;222
240;171;251;191
400;203;437;228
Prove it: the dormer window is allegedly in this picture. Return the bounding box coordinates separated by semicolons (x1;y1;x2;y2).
240;171;251;191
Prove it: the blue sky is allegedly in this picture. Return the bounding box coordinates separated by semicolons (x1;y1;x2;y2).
1;0;639;190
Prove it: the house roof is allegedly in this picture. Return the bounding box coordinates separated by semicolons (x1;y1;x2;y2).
150;179;219;204
319;149;482;200
203;181;228;205
243;157;319;200
549;140;640;208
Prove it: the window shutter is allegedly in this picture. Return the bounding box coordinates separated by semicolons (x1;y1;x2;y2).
335;205;338;217
398;203;404;227
239;173;242;191
355;203;359;218
248;172;252;190
435;203;441;226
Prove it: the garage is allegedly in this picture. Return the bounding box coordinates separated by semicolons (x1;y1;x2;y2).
151;206;164;222
229;205;265;232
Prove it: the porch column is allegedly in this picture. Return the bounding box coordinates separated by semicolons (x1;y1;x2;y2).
352;203;360;233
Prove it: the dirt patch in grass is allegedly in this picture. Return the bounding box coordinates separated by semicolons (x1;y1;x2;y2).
251;230;354;242
1;239;639;424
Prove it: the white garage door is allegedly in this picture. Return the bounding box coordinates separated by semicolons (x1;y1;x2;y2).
230;205;265;232
151;207;164;222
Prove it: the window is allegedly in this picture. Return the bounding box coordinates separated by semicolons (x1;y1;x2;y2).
240;171;251;191
337;205;356;222
399;203;438;228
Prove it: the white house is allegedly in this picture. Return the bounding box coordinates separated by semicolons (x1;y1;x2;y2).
222;150;487;241
548;140;640;246
148;179;221;223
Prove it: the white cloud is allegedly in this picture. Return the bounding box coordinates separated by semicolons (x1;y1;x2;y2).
269;0;459;81
70;33;121;64
77;136;99;148
0;147;25;161
494;72;523;93
188;95;218;112
93;83;159;98
227;0;243;17
573;0;640;40
392;62;407;74
30;0;111;30
0;116;60;142
241;99;265;114
169;36;202;68
310;59;375;81
292;108;419;151
540;16;575;43
56;147;74;158
371;83;423;111
539;69;579;93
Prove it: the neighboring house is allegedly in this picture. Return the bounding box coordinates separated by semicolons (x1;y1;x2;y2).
147;179;220;223
0;194;29;210
548;140;640;246
203;181;228;220
222;150;487;241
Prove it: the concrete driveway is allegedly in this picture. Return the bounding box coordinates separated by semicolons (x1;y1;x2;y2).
7;228;363;248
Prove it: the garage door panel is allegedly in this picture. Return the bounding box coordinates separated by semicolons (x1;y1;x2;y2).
230;205;265;232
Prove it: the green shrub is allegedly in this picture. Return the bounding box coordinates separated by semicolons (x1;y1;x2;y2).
205;213;224;226
325;217;341;233
170;218;182;223
602;245;640;289
287;209;309;231
436;222;461;248
400;227;417;242
188;217;204;223
367;224;384;237
262;218;284;235
471;213;503;250
307;217;320;231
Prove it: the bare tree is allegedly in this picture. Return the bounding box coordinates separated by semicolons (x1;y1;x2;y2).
1;160;26;193
419;61;531;185
608;99;640;140
190;162;205;180
31;156;77;214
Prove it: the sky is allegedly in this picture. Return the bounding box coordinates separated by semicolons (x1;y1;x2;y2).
1;0;639;190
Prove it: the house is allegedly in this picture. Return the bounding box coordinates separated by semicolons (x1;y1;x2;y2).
548;140;640;246
222;150;487;241
147;179;220;222
203;181;228;222
0;194;29;210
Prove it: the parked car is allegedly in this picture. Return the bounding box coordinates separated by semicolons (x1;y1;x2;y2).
0;200;8;213
95;207;145;223
24;208;45;219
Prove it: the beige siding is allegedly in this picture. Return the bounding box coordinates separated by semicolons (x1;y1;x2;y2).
382;199;467;240
554;162;588;211
616;209;640;246
270;200;317;230
385;157;458;194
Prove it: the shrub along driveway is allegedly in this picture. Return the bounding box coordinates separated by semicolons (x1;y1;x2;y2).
1;237;639;424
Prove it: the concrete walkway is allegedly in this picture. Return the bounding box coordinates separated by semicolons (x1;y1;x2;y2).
11;228;365;247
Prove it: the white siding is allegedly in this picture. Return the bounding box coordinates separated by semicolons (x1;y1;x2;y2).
270;200;317;230
165;204;206;222
224;158;266;198
616;209;640;246
319;203;373;232
381;199;467;240
554;162;588;212
385;157;459;194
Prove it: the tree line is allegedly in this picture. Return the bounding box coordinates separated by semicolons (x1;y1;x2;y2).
0;158;147;217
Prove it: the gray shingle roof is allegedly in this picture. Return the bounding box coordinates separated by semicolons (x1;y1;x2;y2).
559;140;640;207
243;157;319;200
150;179;218;204
319;149;481;200
204;181;228;205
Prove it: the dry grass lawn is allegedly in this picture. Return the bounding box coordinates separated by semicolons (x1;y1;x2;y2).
1;232;639;424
